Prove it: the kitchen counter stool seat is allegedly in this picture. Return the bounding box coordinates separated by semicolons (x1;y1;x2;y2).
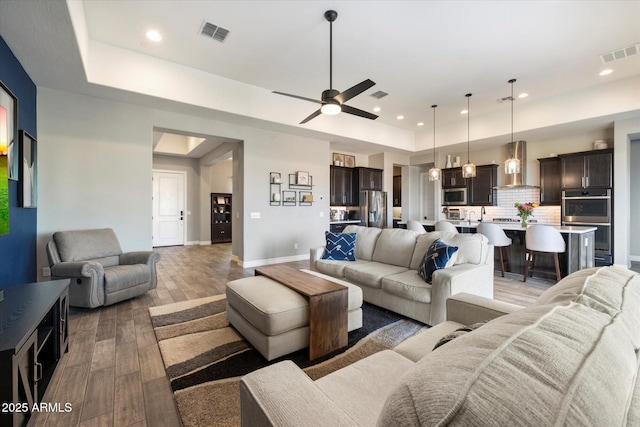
434;221;459;234
477;222;512;277
523;225;566;282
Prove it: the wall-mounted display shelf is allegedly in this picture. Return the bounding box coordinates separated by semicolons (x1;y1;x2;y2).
299;191;314;206
211;193;232;243
289;173;313;189
270;172;282;206
283;191;296;206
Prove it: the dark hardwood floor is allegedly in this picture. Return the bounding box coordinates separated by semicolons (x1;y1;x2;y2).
32;243;555;427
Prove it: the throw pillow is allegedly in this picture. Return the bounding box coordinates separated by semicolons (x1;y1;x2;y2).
432;321;488;350
418;239;458;283
321;231;356;261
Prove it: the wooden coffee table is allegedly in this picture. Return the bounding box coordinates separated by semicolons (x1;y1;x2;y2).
255;265;348;360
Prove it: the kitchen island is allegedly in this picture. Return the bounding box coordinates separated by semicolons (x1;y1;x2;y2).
399;220;596;279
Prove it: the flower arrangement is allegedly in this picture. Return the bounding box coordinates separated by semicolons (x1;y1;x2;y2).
515;202;538;227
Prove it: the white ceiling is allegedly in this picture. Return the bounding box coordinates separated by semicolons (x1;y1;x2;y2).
0;0;639;156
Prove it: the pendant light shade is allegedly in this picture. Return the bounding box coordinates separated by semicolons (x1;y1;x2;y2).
504;78;521;175
462;93;476;178
428;104;441;181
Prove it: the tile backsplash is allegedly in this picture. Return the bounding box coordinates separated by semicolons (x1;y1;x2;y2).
453;188;561;224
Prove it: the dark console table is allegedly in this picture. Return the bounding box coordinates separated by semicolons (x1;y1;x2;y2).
0;280;70;427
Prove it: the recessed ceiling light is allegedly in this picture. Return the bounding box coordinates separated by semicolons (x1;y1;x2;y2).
417;122;424;126
146;30;162;42
373;107;381;112
460;109;468;115
397;115;404;120
599;69;613;76
518;93;528;99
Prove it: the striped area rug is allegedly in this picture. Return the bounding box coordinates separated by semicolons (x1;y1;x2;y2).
149;294;426;427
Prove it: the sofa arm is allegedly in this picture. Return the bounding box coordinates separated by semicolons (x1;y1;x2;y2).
309;246;326;271
51;261;103;278
446;292;523;325
120;251;160;266
240;361;358;427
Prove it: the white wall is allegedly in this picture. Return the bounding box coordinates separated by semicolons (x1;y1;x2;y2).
36;88;332;278
210;159;233;193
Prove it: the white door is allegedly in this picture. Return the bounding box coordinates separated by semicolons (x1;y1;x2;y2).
152;171;186;247
420;172;438;221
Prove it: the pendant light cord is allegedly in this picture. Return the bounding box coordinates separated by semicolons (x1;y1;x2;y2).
432;105;437;164
466;93;472;162
510;79;516;156
329;20;333;90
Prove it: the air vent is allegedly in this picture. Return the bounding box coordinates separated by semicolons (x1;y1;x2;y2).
370;90;389;99
497;96;515;103
200;21;230;43
600;44;638;63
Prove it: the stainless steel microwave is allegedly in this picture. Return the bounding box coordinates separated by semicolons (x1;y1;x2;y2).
442;188;467;206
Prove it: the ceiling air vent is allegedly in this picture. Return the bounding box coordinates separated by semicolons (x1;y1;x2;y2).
370;90;389;99
600;43;638;63
200;21;230;43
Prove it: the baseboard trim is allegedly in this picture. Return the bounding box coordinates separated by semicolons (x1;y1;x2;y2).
238;253;310;268
630;255;640;262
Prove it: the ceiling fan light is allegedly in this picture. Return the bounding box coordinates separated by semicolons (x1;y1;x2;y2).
428;166;442;181
321;102;341;115
504;157;521;175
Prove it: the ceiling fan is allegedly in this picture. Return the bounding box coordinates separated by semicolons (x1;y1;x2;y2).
273;10;378;124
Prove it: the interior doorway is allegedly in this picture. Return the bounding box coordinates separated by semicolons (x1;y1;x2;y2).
152;170;186;247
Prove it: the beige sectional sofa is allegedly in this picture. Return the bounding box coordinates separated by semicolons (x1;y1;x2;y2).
240;265;640;426
310;225;494;325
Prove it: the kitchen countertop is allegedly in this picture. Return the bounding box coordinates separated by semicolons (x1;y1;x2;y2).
329;220;361;224
399;220;596;234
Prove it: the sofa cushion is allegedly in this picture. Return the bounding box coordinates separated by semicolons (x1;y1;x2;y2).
418;239;458;283
54;228;123;262
343;225;382;261
344;262;408;289
316;350;415;427
381;270;432;303
371;228;418;268
439;232;487;265
379;267;640;427
104;264;150;293
321;231;356;261
316;259;371;278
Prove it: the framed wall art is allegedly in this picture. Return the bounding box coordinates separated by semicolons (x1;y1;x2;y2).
18;130;37;208
0;80;18;181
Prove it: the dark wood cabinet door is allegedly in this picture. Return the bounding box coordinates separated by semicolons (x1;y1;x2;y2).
561;156;586;189
585;152;612;188
357;167;383;191
442;168;466;189
330;166;355;206
468;165;497;206
539;158;562;205
393;175;402;206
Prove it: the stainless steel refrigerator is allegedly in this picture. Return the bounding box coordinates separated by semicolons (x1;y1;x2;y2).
359;191;387;228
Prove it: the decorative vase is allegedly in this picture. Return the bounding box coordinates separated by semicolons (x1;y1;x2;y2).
445;154;452;168
521;218;527;228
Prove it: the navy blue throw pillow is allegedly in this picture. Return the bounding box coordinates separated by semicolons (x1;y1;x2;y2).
321;231;356;261
418;239;459;283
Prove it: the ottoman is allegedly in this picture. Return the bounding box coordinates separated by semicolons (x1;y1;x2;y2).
226;271;363;361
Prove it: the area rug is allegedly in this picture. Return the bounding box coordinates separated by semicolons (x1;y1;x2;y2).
149;294;426;427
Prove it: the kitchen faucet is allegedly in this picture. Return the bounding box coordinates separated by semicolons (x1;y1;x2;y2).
480;206;486;222
467;210;475;224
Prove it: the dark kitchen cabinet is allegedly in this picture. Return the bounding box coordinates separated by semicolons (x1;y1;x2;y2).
330;166;355;206
355;167;383;191
560;149;612;189
538;157;562;205
211;193;232;243
468;164;498;206
442;167;466;189
0;280;70;427
393;175;402;207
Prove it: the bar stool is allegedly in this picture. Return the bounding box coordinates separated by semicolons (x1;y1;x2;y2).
435;220;459;234
477;222;512;277
407;220;427;234
523;225;566;282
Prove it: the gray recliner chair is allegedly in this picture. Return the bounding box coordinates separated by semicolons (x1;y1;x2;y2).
46;228;161;308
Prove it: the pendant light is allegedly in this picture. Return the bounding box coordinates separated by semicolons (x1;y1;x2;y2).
462;93;476;178
428;105;441;181
504;78;521;174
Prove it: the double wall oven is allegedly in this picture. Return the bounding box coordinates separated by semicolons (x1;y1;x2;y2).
562;189;612;265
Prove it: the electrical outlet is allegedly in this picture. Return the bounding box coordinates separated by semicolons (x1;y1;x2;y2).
42;267;51;277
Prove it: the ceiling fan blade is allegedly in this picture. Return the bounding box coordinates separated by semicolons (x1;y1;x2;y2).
341;104;378;120
300;109;322;124
272;91;322;104
334;79;376;104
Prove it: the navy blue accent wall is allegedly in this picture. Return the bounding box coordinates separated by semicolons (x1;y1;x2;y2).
0;36;37;286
